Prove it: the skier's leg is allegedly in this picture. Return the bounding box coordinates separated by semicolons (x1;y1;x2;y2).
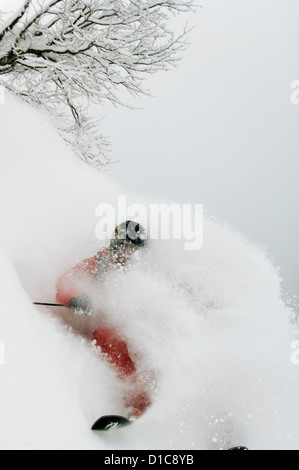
92;325;136;377
92;325;151;416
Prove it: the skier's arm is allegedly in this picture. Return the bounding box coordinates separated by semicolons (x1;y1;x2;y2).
56;256;98;314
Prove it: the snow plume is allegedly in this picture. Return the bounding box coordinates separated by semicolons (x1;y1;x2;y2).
0;93;299;449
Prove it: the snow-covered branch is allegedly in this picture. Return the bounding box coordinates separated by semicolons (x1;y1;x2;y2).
0;0;32;41
0;0;196;167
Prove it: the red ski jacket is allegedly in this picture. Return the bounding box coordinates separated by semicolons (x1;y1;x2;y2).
56;248;112;305
55;247;152;413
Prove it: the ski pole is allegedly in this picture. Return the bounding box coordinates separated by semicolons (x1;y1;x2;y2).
33;302;69;308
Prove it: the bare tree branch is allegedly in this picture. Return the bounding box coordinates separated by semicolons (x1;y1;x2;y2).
0;0;196;167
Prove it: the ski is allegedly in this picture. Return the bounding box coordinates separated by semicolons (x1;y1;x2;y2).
228;446;248;451
91;416;249;450
91;415;133;431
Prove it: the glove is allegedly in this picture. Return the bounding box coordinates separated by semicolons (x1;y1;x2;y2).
68;295;93;316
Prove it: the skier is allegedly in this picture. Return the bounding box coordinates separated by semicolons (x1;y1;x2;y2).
56;220;151;419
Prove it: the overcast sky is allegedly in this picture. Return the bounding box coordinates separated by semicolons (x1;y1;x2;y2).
97;0;299;302
1;0;298;302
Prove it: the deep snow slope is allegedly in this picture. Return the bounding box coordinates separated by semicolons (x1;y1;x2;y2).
0;94;299;450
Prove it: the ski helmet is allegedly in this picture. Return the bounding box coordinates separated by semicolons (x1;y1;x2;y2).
110;221;148;251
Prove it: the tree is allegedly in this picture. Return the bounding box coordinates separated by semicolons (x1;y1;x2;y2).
0;0;195;167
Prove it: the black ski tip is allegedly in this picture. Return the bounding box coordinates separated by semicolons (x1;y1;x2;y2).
91;415;132;431
227;446;249;451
